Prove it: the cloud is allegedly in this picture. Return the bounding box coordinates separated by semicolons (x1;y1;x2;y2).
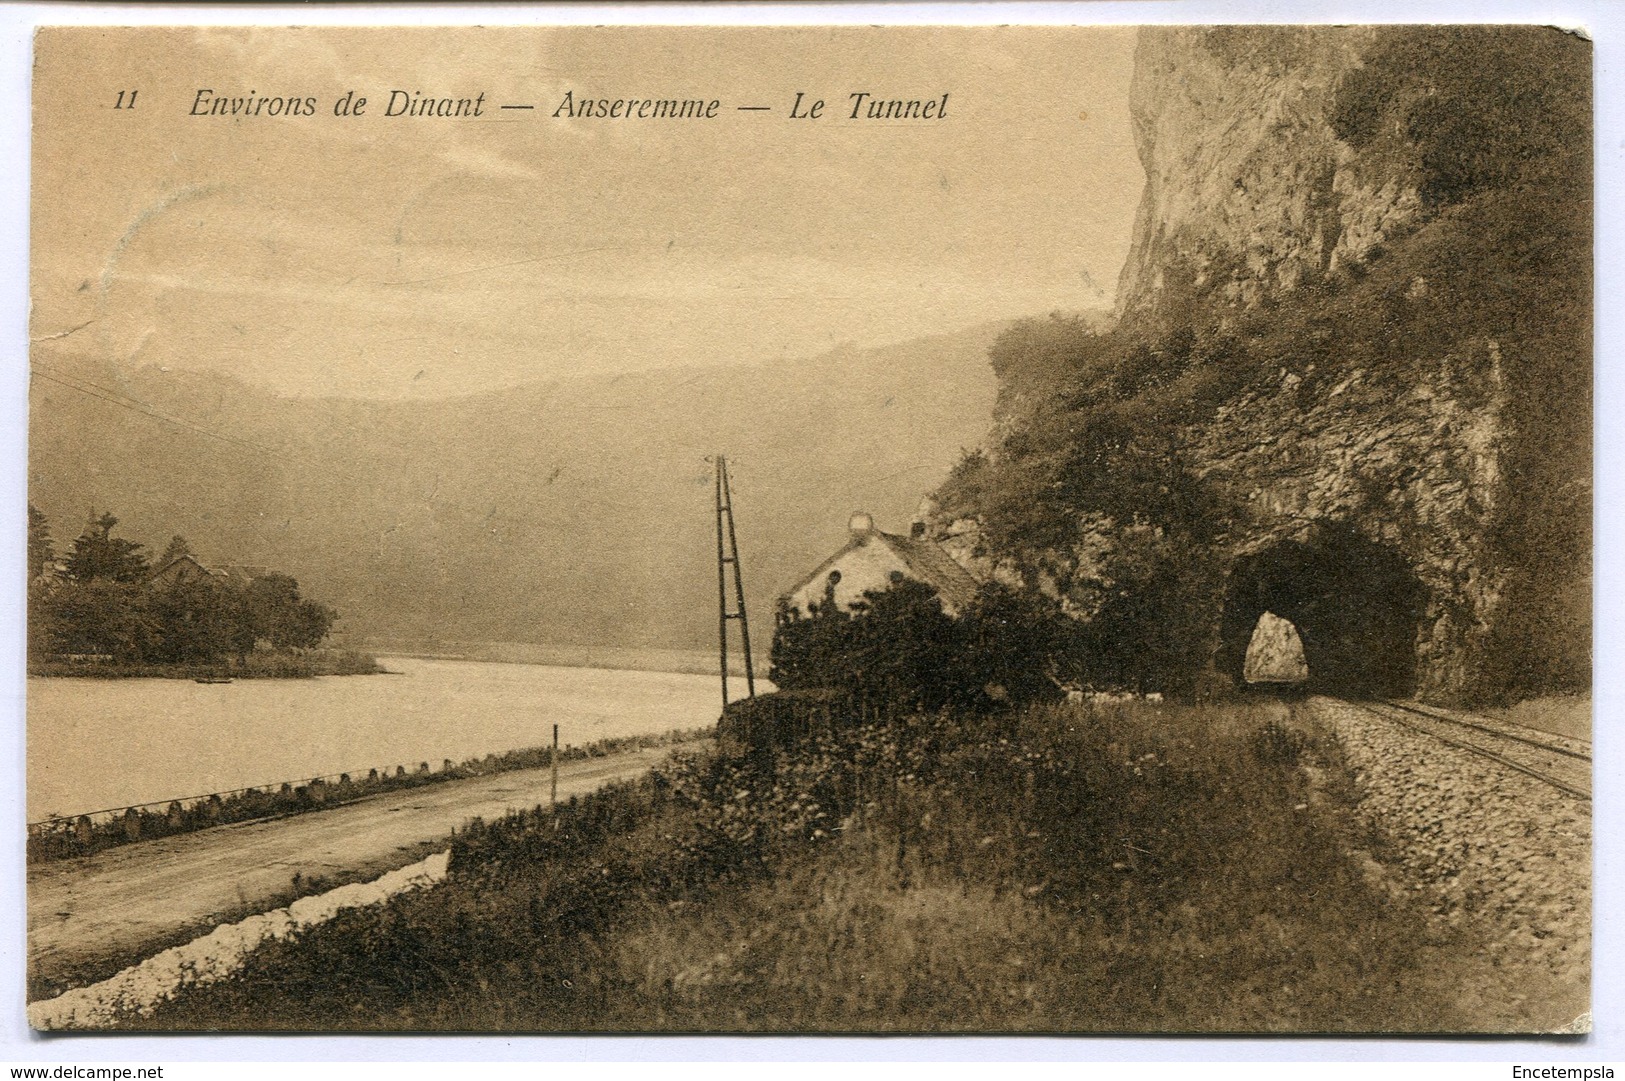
34;26;1143;398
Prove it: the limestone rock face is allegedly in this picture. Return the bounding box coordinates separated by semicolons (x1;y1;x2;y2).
1116;27;1421;323
1188;342;1508;700
1111;29;1516;700
927;26;1588;704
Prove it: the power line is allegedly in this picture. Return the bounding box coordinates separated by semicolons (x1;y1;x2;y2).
32;367;283;457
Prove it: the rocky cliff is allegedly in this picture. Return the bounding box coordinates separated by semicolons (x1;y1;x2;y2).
1191;338;1509;701
930;25;1590;704
1116;27;1415;321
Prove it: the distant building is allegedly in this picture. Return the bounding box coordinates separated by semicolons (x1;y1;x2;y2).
147;556;266;590
147;554;215;588
779;511;981;621
214;565;268;589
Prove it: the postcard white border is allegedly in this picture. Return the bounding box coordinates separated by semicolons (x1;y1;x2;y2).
1;0;1618;1066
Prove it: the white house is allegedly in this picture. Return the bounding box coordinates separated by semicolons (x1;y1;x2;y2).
779;511;981;621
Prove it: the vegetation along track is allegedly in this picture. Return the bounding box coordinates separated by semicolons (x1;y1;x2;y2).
1298;695;1590;1029
1347;699;1590;801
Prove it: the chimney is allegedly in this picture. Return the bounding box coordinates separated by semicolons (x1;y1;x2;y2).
848;511;874;535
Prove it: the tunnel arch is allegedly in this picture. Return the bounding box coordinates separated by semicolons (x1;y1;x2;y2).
1216;523;1427;698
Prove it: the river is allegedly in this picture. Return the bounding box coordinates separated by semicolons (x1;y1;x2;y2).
27;657;756;822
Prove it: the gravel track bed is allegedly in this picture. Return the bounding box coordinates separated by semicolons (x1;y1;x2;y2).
1305;696;1589;1013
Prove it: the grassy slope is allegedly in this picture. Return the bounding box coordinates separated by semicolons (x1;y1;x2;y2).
115;700;1517;1033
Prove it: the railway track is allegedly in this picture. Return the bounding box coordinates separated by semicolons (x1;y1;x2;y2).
1345;698;1591;801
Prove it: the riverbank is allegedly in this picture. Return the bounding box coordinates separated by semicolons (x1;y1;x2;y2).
29;727;709;864
98;697;1568;1033
28;735;707;1004
29;648;384;680
29;656;738;825
362;639;754;678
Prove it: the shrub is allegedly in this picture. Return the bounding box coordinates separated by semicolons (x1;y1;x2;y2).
118;699;1472;1034
769;578;1080;728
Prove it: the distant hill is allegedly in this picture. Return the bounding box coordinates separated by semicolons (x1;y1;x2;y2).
29;321;1032;658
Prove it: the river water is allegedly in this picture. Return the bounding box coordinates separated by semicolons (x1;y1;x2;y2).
27;657;753;821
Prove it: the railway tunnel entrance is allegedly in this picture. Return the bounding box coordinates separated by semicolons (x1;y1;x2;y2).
1216;525;1426;698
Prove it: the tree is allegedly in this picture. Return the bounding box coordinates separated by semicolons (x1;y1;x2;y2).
1354;28;1588;208
957;583;1072;705
1071;523;1223;697
772;576;1087;715
844;579;969;713
243;573;297;649
147;577;241;663
769;599;854;691
31;505;344;669
156;535;193;569
47;578;155;661
27;505;60;662
27;504;55;582
242;573;336;650
63;512;149;584
285;599;338;649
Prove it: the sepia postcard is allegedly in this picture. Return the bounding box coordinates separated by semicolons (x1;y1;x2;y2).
23;21;1592;1035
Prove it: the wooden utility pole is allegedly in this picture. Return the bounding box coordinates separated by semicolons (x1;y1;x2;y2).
715;455;757;709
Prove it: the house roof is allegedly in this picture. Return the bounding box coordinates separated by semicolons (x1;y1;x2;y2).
147;556;267;587
148;554;210;579
877;532;981;612
782;528;981;612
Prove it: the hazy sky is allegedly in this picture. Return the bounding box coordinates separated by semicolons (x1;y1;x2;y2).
32;26;1142;398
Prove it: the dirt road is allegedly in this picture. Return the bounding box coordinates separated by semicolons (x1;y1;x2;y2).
28;743;691;999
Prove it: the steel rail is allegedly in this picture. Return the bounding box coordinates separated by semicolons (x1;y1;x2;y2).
1346;699;1590;802
1380;699;1591;762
